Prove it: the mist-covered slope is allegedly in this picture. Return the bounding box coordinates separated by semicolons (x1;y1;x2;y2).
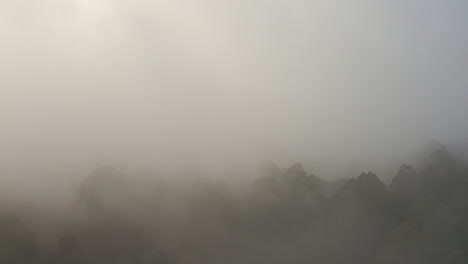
1;147;468;264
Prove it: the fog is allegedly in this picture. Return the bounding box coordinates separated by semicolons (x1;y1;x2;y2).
1;0;468;227
1;0;468;192
1;1;468;263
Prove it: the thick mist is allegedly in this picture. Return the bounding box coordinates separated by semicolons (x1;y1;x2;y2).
1;2;468;264
1;0;468;198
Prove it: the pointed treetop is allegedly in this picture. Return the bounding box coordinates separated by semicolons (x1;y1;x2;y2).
287;163;307;177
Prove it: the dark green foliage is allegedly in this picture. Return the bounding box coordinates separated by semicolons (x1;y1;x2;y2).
375;149;468;264
55;233;83;264
389;164;421;220
0;214;38;264
246;163;326;236
1;147;468;264
320;172;399;264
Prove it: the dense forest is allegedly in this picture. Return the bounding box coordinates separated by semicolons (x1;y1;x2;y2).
2;0;467;263
1;146;468;264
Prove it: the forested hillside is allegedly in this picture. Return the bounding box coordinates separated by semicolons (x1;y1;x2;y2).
1;146;467;264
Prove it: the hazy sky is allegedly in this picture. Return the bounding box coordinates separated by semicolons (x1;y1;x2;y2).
1;0;468;195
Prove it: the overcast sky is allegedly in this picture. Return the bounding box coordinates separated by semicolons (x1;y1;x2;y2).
1;0;468;197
